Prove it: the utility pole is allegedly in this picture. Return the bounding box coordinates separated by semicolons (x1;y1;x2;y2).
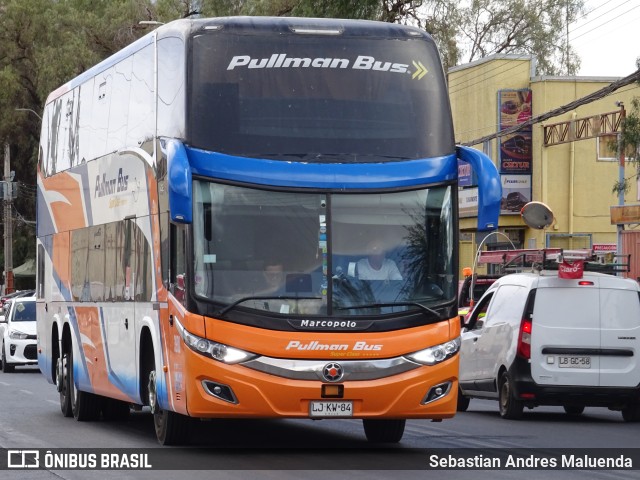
616;102;626;263
3;142;12;294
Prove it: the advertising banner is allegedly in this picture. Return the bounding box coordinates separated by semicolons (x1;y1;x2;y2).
558;260;584;279
500;175;531;215
498;89;532;174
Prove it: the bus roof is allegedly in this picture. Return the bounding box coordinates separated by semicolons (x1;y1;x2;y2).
45;16;432;105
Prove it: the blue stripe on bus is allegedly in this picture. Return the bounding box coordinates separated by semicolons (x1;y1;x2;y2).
185;147;457;189
98;308;139;402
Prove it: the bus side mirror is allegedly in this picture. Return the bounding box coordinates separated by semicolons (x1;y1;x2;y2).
166;139;193;224
456;145;502;232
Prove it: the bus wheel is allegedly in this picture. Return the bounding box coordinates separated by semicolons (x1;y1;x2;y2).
148;369;189;445
457;387;470;412
69;347;101;421
498;372;523;420
102;398;131;421
362;419;405;443
57;354;73;417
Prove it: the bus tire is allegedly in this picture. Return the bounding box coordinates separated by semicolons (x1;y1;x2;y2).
57;353;73;417
148;368;189;445
498;372;523;420
69;347;101;421
362;419;405;443
457;387;470;412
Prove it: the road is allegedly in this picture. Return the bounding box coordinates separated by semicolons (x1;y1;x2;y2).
0;366;638;480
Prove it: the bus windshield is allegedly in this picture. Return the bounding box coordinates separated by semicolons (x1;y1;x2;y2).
188;29;454;162
193;181;454;317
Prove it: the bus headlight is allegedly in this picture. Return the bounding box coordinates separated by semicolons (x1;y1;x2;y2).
405;337;460;366
175;320;257;364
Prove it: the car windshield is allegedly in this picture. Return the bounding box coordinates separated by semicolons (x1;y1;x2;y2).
11;301;36;322
192;181;455;317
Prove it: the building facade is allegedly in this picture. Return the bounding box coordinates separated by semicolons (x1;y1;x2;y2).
450;54;640;277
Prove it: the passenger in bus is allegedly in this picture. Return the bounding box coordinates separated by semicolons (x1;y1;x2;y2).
262;261;286;294
356;239;403;281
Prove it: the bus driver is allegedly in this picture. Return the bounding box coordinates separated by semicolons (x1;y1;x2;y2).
356;239;403;281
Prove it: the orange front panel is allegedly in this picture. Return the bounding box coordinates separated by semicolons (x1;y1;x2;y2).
203;317;455;360
182;345;458;419
161;316;460;419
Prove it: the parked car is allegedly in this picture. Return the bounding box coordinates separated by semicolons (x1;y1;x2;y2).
458;269;640;421
0;289;35;312
0;296;37;373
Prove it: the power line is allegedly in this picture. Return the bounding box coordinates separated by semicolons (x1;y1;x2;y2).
459;69;640;146
570;3;640;43
448;0;633;96
569;0;629;37
455;81;640;138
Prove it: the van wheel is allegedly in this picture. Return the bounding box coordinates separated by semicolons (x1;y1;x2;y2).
563;405;584;416
1;343;14;373
457;387;470;412
362;419;405;443
621;403;640;422
498;372;523;419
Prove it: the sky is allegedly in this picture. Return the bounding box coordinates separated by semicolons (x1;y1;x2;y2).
571;0;640;77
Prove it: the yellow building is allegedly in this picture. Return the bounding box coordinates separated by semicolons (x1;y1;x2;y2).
450;54;640;276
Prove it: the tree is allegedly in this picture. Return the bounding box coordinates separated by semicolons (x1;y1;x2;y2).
612;59;640;196
457;0;584;75
0;0;160;270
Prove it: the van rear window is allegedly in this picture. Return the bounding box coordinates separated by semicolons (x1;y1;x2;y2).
534;287;640;330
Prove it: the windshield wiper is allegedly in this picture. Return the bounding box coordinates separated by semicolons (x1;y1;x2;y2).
336;301;441;317
217;295;322;317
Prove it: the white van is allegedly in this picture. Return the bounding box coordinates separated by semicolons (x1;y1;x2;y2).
458;263;640;421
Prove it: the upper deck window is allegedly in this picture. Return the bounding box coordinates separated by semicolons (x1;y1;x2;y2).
188;29;454;162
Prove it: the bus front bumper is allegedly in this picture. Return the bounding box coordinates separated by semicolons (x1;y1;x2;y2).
182;349;459;419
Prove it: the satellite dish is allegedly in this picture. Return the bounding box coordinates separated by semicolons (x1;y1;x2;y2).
521;201;554;229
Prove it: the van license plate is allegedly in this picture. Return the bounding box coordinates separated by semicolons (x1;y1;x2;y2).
309;401;353;417
558;356;591;369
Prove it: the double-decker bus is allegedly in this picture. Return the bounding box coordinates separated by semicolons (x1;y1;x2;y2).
36;17;501;445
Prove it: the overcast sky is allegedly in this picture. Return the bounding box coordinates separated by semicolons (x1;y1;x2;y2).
572;0;640;77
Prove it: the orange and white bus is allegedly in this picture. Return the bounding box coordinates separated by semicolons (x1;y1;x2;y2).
36;17;501;445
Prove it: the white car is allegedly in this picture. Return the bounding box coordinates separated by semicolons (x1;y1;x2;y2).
458;269;640;421
0;296;37;373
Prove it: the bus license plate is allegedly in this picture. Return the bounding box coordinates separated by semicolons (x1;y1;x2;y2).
309;401;353;417
558;356;591;369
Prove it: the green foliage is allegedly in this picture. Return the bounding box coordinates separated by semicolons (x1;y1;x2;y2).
611;97;640;196
459;0;584;75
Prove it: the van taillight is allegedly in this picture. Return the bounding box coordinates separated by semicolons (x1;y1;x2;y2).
517;318;532;359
